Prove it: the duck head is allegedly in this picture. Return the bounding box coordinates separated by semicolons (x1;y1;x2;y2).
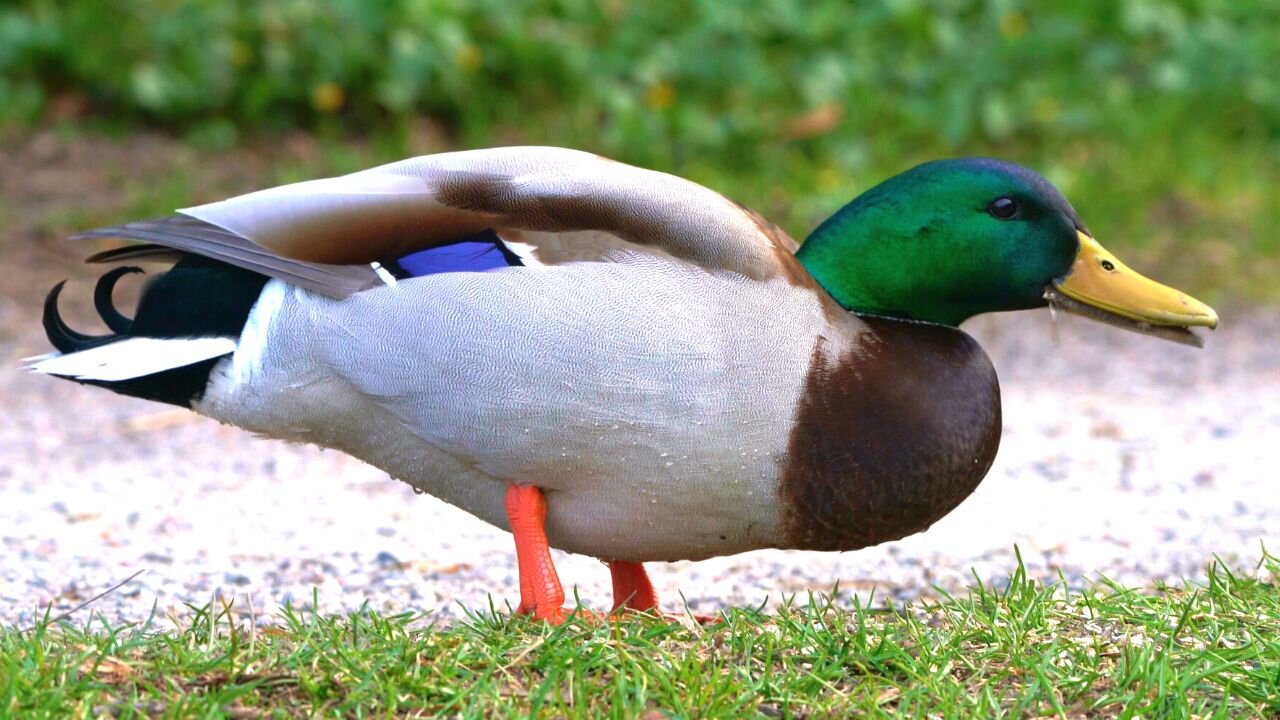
796;158;1218;345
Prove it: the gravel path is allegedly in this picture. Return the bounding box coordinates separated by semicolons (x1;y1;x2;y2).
1;275;1276;628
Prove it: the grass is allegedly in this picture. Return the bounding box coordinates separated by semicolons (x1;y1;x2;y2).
2;553;1277;718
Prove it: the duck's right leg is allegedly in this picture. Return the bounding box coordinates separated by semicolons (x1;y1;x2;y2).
505;483;570;624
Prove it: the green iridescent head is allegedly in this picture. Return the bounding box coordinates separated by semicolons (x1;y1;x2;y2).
797;158;1217;343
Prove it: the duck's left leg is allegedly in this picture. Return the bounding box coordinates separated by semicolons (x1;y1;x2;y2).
607;561;660;613
609;561;721;623
505;483;570;624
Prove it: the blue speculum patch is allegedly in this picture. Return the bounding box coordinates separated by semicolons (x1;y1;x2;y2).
389;230;523;278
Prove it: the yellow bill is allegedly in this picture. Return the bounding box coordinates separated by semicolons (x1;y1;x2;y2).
1045;231;1218;347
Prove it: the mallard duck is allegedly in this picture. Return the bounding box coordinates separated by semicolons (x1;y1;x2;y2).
29;148;1217;623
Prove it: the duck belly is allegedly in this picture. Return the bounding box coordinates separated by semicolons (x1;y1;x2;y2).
200;260;843;561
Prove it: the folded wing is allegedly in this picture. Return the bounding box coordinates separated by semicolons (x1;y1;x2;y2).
77;147;806;298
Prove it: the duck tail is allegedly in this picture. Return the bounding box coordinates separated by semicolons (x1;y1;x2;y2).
27;255;270;408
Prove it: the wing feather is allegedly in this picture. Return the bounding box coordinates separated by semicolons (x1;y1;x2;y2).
179;147;809;285
84;244;188;265
75;215;380;298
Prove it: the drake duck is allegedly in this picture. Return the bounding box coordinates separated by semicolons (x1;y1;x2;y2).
29;148;1218;623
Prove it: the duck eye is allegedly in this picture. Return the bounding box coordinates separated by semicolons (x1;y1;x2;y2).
1101;260;1116;271
988;197;1019;220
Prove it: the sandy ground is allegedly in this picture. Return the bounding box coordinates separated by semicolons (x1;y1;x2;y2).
0;132;1276;629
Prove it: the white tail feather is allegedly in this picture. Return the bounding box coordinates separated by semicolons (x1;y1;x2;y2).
26;337;237;382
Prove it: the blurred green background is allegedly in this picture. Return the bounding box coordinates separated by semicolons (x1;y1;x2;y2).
2;0;1277;303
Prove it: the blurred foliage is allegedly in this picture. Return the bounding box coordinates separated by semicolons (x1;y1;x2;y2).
2;0;1278;300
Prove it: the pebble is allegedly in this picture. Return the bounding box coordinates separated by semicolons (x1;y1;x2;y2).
0;310;1277;629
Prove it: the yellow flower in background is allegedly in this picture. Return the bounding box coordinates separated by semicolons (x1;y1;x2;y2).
817;167;843;193
999;11;1027;39
1034;97;1060;125
645;82;676;111
455;44;483;72
228;40;253;68
311;82;345;114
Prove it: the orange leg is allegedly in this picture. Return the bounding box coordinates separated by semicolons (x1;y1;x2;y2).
608;561;660;614
505;483;569;624
608;561;719;623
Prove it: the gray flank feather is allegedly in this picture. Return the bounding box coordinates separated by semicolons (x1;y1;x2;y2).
84;244;189;265
74;215;380;298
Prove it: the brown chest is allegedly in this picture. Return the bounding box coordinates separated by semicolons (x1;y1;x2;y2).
778;318;1002;551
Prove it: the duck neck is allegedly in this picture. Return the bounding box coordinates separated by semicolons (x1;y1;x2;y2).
797;202;982;327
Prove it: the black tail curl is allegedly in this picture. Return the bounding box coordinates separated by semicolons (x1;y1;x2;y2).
42;267;145;354
39;255;270;408
93;266;143;334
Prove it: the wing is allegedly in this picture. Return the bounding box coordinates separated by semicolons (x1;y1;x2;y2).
76;147;808;298
76;216;382;297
